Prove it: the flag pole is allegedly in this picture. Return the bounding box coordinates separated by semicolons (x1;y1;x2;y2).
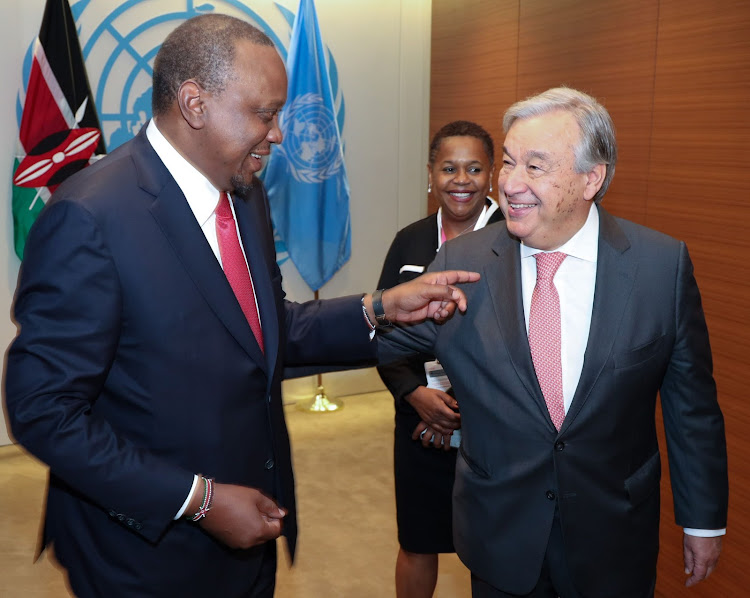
294;372;343;413
266;0;348;413
296;290;344;412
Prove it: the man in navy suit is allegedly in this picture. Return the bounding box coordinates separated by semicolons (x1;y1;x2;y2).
4;14;476;598
378;87;728;597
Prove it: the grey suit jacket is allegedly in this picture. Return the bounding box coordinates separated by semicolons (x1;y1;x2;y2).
377;206;728;596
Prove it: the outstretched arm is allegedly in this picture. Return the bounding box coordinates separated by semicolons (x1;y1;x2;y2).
363;270;480;324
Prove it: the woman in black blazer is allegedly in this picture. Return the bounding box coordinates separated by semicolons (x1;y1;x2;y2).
377;121;504;598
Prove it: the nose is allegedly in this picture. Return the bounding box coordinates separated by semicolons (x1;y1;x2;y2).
454;167;470;185
267;114;283;144
500;165;527;196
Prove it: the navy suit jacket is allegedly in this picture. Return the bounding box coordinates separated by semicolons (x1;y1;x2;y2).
377;207;728;596
6;126;375;597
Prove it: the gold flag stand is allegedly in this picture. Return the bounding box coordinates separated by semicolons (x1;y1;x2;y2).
296;290;343;412
295;374;343;412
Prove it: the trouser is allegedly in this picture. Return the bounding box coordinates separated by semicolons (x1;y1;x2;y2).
470;514;655;598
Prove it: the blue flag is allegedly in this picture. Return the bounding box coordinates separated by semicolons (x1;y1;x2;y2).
262;0;351;291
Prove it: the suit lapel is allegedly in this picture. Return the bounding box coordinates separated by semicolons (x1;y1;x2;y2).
131;129;267;369
561;206;635;431
233;185;280;377
486;233;552;425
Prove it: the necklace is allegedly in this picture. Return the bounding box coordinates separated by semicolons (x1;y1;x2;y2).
439;202;491;245
456;220;478;236
444;217;480;241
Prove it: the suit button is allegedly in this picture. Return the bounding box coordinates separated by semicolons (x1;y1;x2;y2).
546;490;556;500
126;518;135;527
265;459;275;470
108;510;117;518
554;441;565;451
135;522;143;531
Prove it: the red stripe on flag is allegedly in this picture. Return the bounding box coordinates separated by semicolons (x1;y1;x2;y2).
19;58;69;152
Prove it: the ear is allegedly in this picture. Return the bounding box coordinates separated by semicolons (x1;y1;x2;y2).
583;163;606;201
177;80;207;130
426;164;433;188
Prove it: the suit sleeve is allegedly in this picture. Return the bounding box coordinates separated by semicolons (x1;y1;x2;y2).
375;244;445;366
659;242;728;529
5;200;194;542
375;231;432;403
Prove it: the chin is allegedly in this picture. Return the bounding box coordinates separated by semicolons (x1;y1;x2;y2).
231;174;255;197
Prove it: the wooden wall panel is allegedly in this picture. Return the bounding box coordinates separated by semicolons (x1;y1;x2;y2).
429;0;519;213
431;0;750;594
647;1;750;595
516;0;658;224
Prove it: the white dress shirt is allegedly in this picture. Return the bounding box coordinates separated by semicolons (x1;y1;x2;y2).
519;204;723;537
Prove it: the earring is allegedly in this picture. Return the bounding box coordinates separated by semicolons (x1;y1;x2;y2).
489;182;493;193
427;183;432;193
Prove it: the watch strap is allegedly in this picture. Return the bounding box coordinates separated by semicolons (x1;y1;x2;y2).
371;289;392;327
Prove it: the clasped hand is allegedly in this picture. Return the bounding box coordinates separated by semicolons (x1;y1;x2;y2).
198;483;286;549
407;386;460;451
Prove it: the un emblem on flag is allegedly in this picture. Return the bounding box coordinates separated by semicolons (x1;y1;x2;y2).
279;93;343;184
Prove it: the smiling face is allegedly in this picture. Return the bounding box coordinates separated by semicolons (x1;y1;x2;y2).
197;40;287;194
429;135;493;229
498;110;604;250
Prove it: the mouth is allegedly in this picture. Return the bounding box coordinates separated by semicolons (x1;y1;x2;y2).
448;191;475;202
506;200;537;215
247;151;268;171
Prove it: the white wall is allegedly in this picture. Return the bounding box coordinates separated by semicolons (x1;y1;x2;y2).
0;0;431;445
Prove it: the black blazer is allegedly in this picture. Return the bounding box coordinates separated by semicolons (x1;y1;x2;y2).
5;125;376;597
377;206;728;596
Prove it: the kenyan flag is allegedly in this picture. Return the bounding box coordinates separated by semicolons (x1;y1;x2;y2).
12;0;105;260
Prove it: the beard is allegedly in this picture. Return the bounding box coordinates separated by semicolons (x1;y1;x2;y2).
230;173;255;198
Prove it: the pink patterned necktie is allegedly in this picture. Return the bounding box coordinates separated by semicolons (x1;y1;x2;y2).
528;252;567;430
215;192;264;353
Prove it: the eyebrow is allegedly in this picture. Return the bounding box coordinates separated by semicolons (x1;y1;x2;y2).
502;146;552;163
440;159;483;165
524;150;552;162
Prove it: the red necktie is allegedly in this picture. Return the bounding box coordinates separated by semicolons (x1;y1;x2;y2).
528;252;567;430
215;192;264;353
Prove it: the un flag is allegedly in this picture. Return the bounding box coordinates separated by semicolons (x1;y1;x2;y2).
262;0;351;291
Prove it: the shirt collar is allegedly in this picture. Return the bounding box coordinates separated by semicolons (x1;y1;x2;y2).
520;203;599;263
146;119;221;226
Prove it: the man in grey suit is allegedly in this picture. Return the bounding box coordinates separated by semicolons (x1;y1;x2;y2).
377;87;728;597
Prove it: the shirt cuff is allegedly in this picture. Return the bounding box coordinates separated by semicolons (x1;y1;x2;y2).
174;474;200;520
683;527;726;537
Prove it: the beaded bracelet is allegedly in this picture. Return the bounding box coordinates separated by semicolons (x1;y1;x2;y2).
189;476;215;522
361;295;376;331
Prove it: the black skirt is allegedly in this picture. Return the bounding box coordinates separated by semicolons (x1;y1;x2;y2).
393;410;457;554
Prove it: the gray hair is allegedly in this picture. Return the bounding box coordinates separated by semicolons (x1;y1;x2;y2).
152;14;274;116
503;87;617;203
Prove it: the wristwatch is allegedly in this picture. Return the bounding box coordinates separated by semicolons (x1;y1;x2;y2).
371;289;392;327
